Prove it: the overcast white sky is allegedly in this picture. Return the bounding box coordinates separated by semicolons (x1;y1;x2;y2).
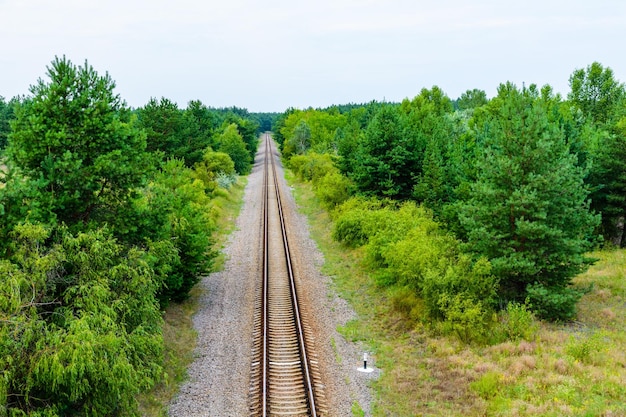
1;0;625;112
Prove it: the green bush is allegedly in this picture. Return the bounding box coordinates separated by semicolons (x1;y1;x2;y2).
565;331;605;364
373;208;454;288
192;149;236;193
331;208;372;247
526;283;582;321
314;171;353;210
332;198;498;339
421;257;496;343
496;302;539;341
437;293;489;343
421;256;495;318
470;371;502;399
388;286;423;322
288;152;335;182
216;172;237;190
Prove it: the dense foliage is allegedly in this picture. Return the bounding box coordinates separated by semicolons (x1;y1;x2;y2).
135;99;260;169
0;56;260;415
280;62;624;323
1;224;163;416
569;62;626;247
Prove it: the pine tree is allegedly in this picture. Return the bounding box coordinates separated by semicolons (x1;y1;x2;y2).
351;104;418;199
5;56;150;229
460;83;599;319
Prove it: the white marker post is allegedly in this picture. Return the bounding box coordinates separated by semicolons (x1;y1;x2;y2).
357;352;374;373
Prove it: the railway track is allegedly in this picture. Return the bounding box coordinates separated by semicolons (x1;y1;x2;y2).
249;134;326;416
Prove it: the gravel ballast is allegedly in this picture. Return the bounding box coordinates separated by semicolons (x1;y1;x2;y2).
168;139;376;416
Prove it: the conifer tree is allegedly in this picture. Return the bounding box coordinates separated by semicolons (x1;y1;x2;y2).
351;104;417;199
5;56;150;230
460;83;599;319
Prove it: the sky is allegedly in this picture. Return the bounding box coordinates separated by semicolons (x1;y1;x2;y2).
1;0;625;113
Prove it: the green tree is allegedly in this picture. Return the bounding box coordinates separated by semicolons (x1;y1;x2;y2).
279;108;347;157
413;135;448;211
4;56;151;233
283;119;312;157
568;62;625;126
223;113;260;154
176;100;217;166
137;97;185;158
0;96;18;150
215;123;251;174
460;83;599;319
588;117;626;246
335;117;362;175
568;63;626;245
457;88;488;111
350;104;418;199
401;87;456;208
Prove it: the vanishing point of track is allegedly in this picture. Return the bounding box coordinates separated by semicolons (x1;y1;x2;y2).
249;134;326;416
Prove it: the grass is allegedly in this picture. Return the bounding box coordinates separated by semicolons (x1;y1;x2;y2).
287;174;626;416
137;177;247;416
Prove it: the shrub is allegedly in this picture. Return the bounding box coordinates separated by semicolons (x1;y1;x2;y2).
374;208;455;288
421;257;496;343
438;293;489;343
288;152;335;182
495;302;539;342
314;171;353;210
331;208;372;247
333;198;498;339
422;256;496;319
388;286;423;322
192;149;235;193
331;198;386;247
565;331;606;364
470;371;502;399
216;172;237;190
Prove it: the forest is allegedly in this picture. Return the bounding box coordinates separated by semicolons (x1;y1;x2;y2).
1;56;625;415
276;63;624;324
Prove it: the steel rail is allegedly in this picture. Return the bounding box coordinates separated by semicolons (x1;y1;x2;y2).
261;133;269;417
254;133;317;416
267;135;318;417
